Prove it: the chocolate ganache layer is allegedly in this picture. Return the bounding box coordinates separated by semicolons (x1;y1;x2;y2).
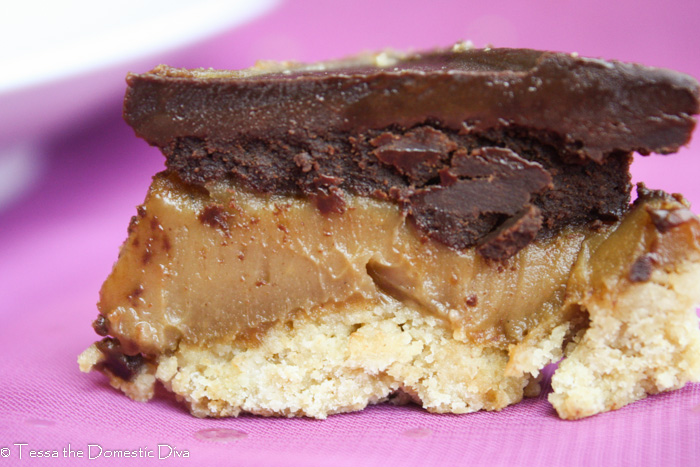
123;45;699;258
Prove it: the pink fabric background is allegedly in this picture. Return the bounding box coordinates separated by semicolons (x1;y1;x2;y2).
2;0;700;465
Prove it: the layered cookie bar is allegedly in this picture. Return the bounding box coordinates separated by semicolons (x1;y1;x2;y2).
79;44;700;419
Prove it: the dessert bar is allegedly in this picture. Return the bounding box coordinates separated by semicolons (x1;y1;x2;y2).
80;44;700;419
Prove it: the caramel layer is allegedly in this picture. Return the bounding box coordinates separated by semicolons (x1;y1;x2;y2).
100;173;593;355
99;174;700;359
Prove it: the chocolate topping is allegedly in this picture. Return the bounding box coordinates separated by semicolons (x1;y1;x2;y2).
125;47;699;159
123;45;699;258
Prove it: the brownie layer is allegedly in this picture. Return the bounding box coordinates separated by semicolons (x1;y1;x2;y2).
123;45;699;258
166;126;632;257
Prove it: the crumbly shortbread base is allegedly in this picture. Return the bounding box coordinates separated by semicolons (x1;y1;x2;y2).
81;297;551;418
550;262;700;419
79;262;700;419
78;345;156;402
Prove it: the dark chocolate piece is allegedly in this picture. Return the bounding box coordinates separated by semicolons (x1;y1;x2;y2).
199;204;230;233
636;183;700;233
123;46;699;258
477;205;544;260
648;207;698;234
92;315;109;337
370;127;456;182
95;338;145;381
409;147;551;248
629;254;656;282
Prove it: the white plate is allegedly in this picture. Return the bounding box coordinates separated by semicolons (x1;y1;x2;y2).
0;0;278;209
1;0;278;93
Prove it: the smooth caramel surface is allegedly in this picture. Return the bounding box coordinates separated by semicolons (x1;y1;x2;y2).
100;173;593;356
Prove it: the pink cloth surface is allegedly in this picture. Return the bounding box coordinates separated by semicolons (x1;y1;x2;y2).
2;0;700;465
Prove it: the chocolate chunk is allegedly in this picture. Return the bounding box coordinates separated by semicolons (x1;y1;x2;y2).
371;127;457;182
309;186;346;214
313;173;344;187
199;205;230;232
477;205;544;260
629;254;656;282
647;207;698;233
311;173;346;214
442;146;552;192
95;338;145;381
448;147;548;181
92;315;109;337
409;148;551;251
